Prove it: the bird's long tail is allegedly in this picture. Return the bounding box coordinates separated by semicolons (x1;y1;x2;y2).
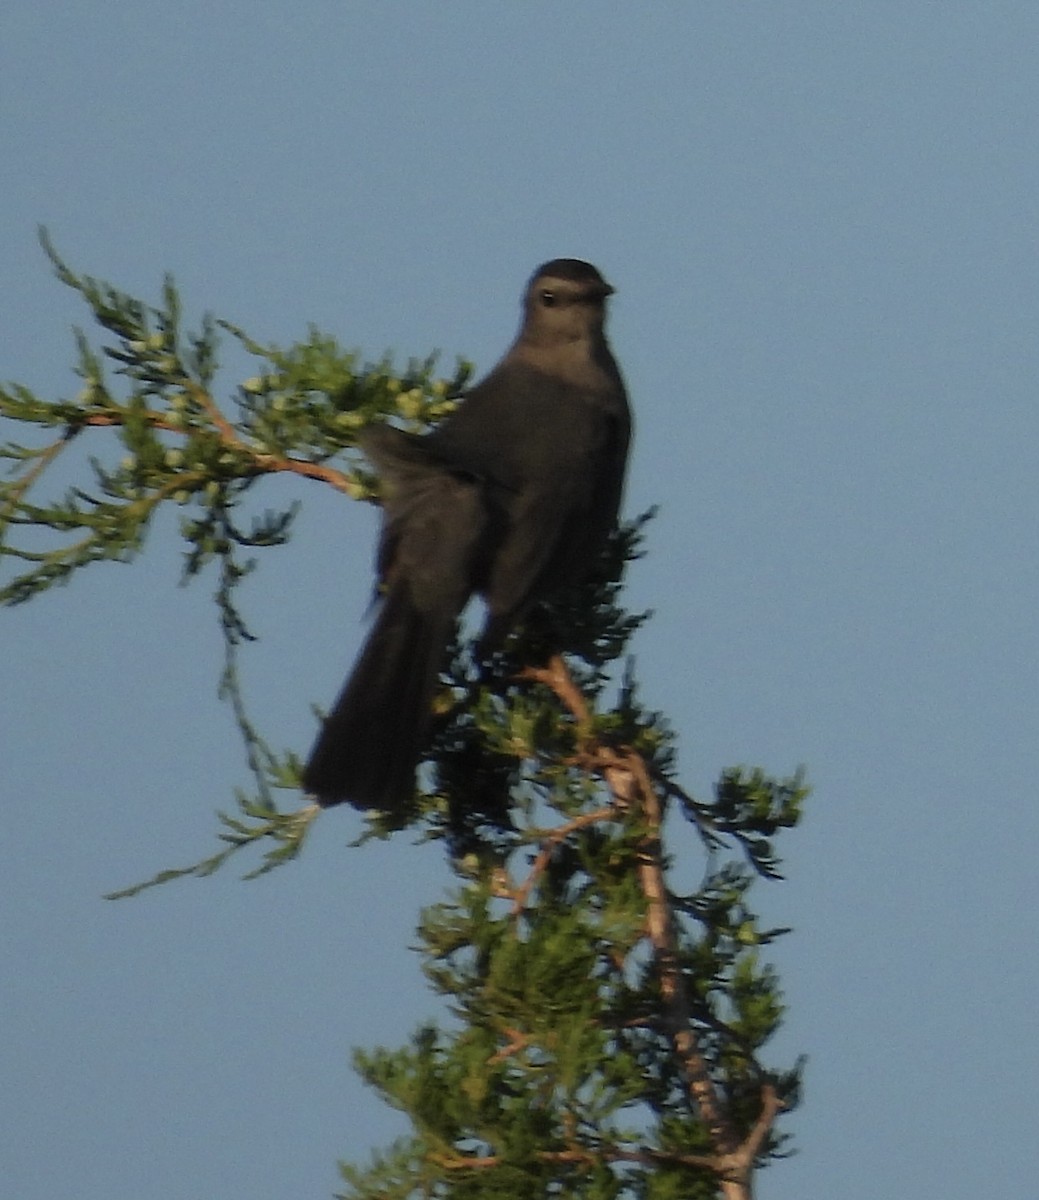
302;584;453;815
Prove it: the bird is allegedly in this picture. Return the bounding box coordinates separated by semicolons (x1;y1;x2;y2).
302;258;631;815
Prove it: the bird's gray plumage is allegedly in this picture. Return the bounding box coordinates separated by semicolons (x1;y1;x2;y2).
302;259;631;813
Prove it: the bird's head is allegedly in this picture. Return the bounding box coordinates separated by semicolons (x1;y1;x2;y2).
520;259;615;346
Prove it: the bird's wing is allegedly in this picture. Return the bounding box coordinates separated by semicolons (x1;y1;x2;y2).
480;472;593;628
361;424;486;613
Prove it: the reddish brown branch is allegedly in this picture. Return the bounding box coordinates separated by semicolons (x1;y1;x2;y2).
79;405;353;492
516;654;784;1197
518;652;593;732
184;379;238;444
510;804;618;915
487;1025;529;1065
734;1081;784;1173
250;450;353;491
630;754;742;1157
432;1126;782;1178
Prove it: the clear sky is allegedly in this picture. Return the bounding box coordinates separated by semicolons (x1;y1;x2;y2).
3;3;1037;1197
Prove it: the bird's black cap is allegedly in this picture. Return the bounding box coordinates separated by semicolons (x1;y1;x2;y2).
529;258;614;297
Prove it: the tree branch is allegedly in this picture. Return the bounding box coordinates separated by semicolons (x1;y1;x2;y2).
522;653;786;1198
509;804;619;915
78;405;354;492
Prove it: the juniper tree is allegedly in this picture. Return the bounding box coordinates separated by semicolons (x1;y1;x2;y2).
1;235;806;1200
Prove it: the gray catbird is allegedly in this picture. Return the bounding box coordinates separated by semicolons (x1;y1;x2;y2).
302;259;631;813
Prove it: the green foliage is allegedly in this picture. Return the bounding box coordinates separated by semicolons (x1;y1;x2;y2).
3;242;808;1198
1;228;468;607
338;756;804;1197
1;231;469;885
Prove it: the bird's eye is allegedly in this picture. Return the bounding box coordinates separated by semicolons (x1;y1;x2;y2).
539;289;557;307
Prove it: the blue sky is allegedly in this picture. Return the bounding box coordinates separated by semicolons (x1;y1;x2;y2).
3;3;1037;1197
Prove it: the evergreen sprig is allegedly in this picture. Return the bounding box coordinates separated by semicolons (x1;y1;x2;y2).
1;228;469;607
1;233;468;885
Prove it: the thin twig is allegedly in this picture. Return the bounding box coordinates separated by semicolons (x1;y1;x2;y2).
185;379;239;444
486;1025;530;1066
79;406;353;491
519;652;592;732
510;804;618;915
0;429;78;522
